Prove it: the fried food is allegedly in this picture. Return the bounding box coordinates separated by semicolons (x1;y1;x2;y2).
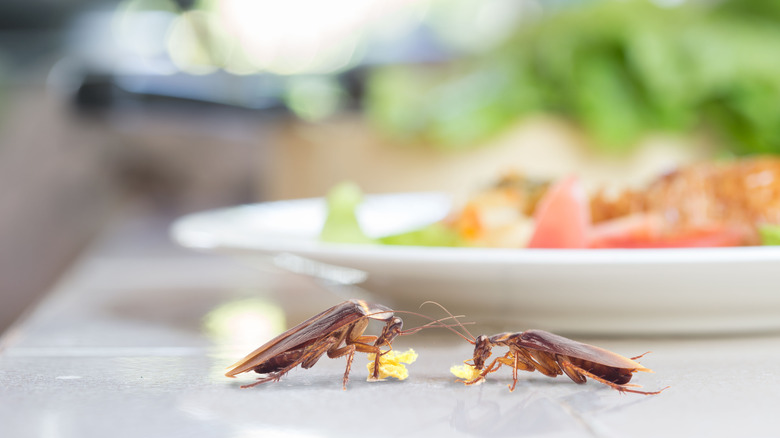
448;156;780;246
590;157;780;243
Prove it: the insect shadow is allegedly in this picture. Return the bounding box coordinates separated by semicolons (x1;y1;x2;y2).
449;391;589;436
449;386;655;437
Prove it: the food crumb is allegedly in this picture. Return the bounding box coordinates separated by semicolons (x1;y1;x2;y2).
366;349;418;381
450;363;482;382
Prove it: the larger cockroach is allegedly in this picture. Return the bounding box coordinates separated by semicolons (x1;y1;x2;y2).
435;306;667;395
225;299;455;389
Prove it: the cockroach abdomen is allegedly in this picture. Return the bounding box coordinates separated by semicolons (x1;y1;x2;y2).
253;350;305;374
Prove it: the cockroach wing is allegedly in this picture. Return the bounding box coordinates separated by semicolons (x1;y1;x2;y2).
516;330;650;371
225;299;393;377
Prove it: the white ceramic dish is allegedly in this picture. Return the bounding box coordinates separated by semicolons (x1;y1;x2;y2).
171;192;780;336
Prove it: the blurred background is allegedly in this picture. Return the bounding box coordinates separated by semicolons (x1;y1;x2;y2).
2;0;779;334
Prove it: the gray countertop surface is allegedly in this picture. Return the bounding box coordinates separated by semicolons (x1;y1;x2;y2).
2;212;780;438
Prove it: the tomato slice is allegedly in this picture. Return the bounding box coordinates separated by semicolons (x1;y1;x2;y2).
527;176;590;248
587;213;664;248
589;227;746;248
527;176;748;249
589;216;747;248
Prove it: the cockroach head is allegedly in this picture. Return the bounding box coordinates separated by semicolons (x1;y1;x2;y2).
376;316;403;346
473;335;492;369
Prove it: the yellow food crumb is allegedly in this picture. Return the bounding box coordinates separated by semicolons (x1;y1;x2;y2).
450;363;482;382
366;349;418;381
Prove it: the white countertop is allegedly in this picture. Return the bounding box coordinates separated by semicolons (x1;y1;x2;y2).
2;212;780;437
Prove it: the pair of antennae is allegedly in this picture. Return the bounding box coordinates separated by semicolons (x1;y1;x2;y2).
391;301;477;343
420;300;477;343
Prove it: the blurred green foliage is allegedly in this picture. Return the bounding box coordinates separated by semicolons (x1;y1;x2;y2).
365;0;780;155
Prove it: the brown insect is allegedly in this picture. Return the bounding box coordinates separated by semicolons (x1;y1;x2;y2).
225;299;456;389
436;307;667;395
462;331;666;395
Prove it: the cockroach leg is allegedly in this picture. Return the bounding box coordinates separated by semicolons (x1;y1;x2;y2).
354;333;388;381
371;352;382;381
510;354;519;392
301;335;342;369
241;336;341;389
460;352;505;386
325;344;358;389
326;334;393;388
527;350;563;378
560;359;588;384
343;348;355;389
463;376;484;386
630;351;651;361
559;360;666;395
240;374;275;389
492;352;513;371
499;352;536;391
368;345;396;381
240;361;301;388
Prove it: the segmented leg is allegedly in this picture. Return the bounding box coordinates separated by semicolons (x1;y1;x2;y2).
559;360;667;395
630;351;651;361
369;337;392;381
514;353;538;391
332;344;356;389
486;352;512;373
241;336;341;388
241;333;382;389
463;351;512;385
326;335;384;389
526;349;564;378
494;351;537;391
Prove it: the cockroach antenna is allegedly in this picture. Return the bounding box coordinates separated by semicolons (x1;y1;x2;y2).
385;309;474;336
419;300;476;344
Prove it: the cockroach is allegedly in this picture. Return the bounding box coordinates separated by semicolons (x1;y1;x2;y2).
225;299;459;389
433;305;667;395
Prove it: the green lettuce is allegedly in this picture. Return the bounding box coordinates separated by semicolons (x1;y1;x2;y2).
320;182;464;247
759;224;780;246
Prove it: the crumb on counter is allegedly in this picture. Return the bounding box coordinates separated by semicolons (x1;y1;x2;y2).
366;349;418;381
450;363;482;382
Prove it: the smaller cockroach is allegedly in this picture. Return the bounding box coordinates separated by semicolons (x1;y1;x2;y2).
225;299;461;389
434;305;667;394
464;331;666;394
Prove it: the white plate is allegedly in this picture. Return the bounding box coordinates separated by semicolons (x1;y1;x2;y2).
171;192;780;336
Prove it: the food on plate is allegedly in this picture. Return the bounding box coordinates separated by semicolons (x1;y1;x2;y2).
321;156;780;248
366;348;418;381
446;173;547;248
589;156;780;246
759;224;780;245
446;156;780;248
320;182;464;247
320;181;376;244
